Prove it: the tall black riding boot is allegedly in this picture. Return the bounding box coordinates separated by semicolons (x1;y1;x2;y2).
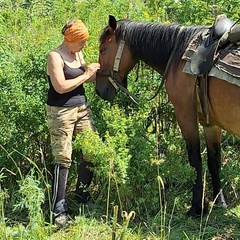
52;164;69;227
75;161;93;204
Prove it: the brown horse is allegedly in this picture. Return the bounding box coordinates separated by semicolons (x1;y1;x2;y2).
96;15;240;217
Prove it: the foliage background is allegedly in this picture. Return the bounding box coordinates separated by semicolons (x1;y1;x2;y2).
0;0;240;239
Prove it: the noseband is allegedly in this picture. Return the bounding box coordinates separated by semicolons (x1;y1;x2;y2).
101;39;139;104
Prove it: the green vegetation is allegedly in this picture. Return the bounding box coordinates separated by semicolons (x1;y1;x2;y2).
0;0;240;239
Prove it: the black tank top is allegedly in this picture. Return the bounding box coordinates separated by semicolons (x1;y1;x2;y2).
47;60;86;107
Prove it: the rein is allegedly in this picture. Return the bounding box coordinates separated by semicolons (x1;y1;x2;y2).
147;25;184;101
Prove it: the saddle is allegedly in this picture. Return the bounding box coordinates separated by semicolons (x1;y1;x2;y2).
182;14;240;123
191;14;235;76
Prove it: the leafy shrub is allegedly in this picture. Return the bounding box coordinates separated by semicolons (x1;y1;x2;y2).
0;1;240;239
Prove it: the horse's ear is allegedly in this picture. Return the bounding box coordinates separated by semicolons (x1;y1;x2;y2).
108;15;117;31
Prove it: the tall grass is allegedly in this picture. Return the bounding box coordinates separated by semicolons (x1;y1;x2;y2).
0;0;240;239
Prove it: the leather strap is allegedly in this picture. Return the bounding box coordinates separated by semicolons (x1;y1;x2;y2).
113;40;125;72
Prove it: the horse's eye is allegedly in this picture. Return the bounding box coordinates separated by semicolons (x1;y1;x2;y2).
100;46;107;54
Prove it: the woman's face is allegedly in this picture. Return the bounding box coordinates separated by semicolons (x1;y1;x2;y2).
70;39;87;53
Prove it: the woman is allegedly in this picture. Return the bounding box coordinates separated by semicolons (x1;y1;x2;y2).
46;19;100;228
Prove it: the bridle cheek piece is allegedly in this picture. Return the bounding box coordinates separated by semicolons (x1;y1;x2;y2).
107;39;139;104
107;39;125;91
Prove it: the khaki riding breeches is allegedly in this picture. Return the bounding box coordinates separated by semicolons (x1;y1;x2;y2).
46;102;95;168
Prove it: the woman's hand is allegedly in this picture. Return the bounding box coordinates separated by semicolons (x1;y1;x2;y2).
85;63;100;82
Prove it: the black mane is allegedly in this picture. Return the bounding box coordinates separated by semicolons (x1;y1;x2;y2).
100;19;206;72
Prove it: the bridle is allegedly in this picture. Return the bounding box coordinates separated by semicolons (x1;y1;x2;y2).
99;39;139;104
98;26;184;104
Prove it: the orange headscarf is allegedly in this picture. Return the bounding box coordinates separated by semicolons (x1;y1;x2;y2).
64;20;89;43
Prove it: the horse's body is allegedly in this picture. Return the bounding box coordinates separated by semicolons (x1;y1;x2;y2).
96;15;240;217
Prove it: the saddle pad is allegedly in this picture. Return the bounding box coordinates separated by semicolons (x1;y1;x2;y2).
182;34;240;86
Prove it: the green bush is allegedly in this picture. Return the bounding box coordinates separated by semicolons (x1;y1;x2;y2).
0;0;240;239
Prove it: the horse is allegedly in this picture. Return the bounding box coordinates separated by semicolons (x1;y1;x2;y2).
95;15;240;217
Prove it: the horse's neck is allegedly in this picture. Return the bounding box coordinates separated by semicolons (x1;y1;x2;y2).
137;47;171;76
127;23;177;75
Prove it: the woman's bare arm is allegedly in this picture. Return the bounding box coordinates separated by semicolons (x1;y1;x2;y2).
47;51;99;94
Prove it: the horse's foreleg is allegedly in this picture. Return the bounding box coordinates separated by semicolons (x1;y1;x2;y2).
175;110;208;217
167;70;208;216
203;125;227;208
185;136;208;217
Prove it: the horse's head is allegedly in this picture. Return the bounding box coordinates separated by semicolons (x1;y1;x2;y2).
96;15;137;101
